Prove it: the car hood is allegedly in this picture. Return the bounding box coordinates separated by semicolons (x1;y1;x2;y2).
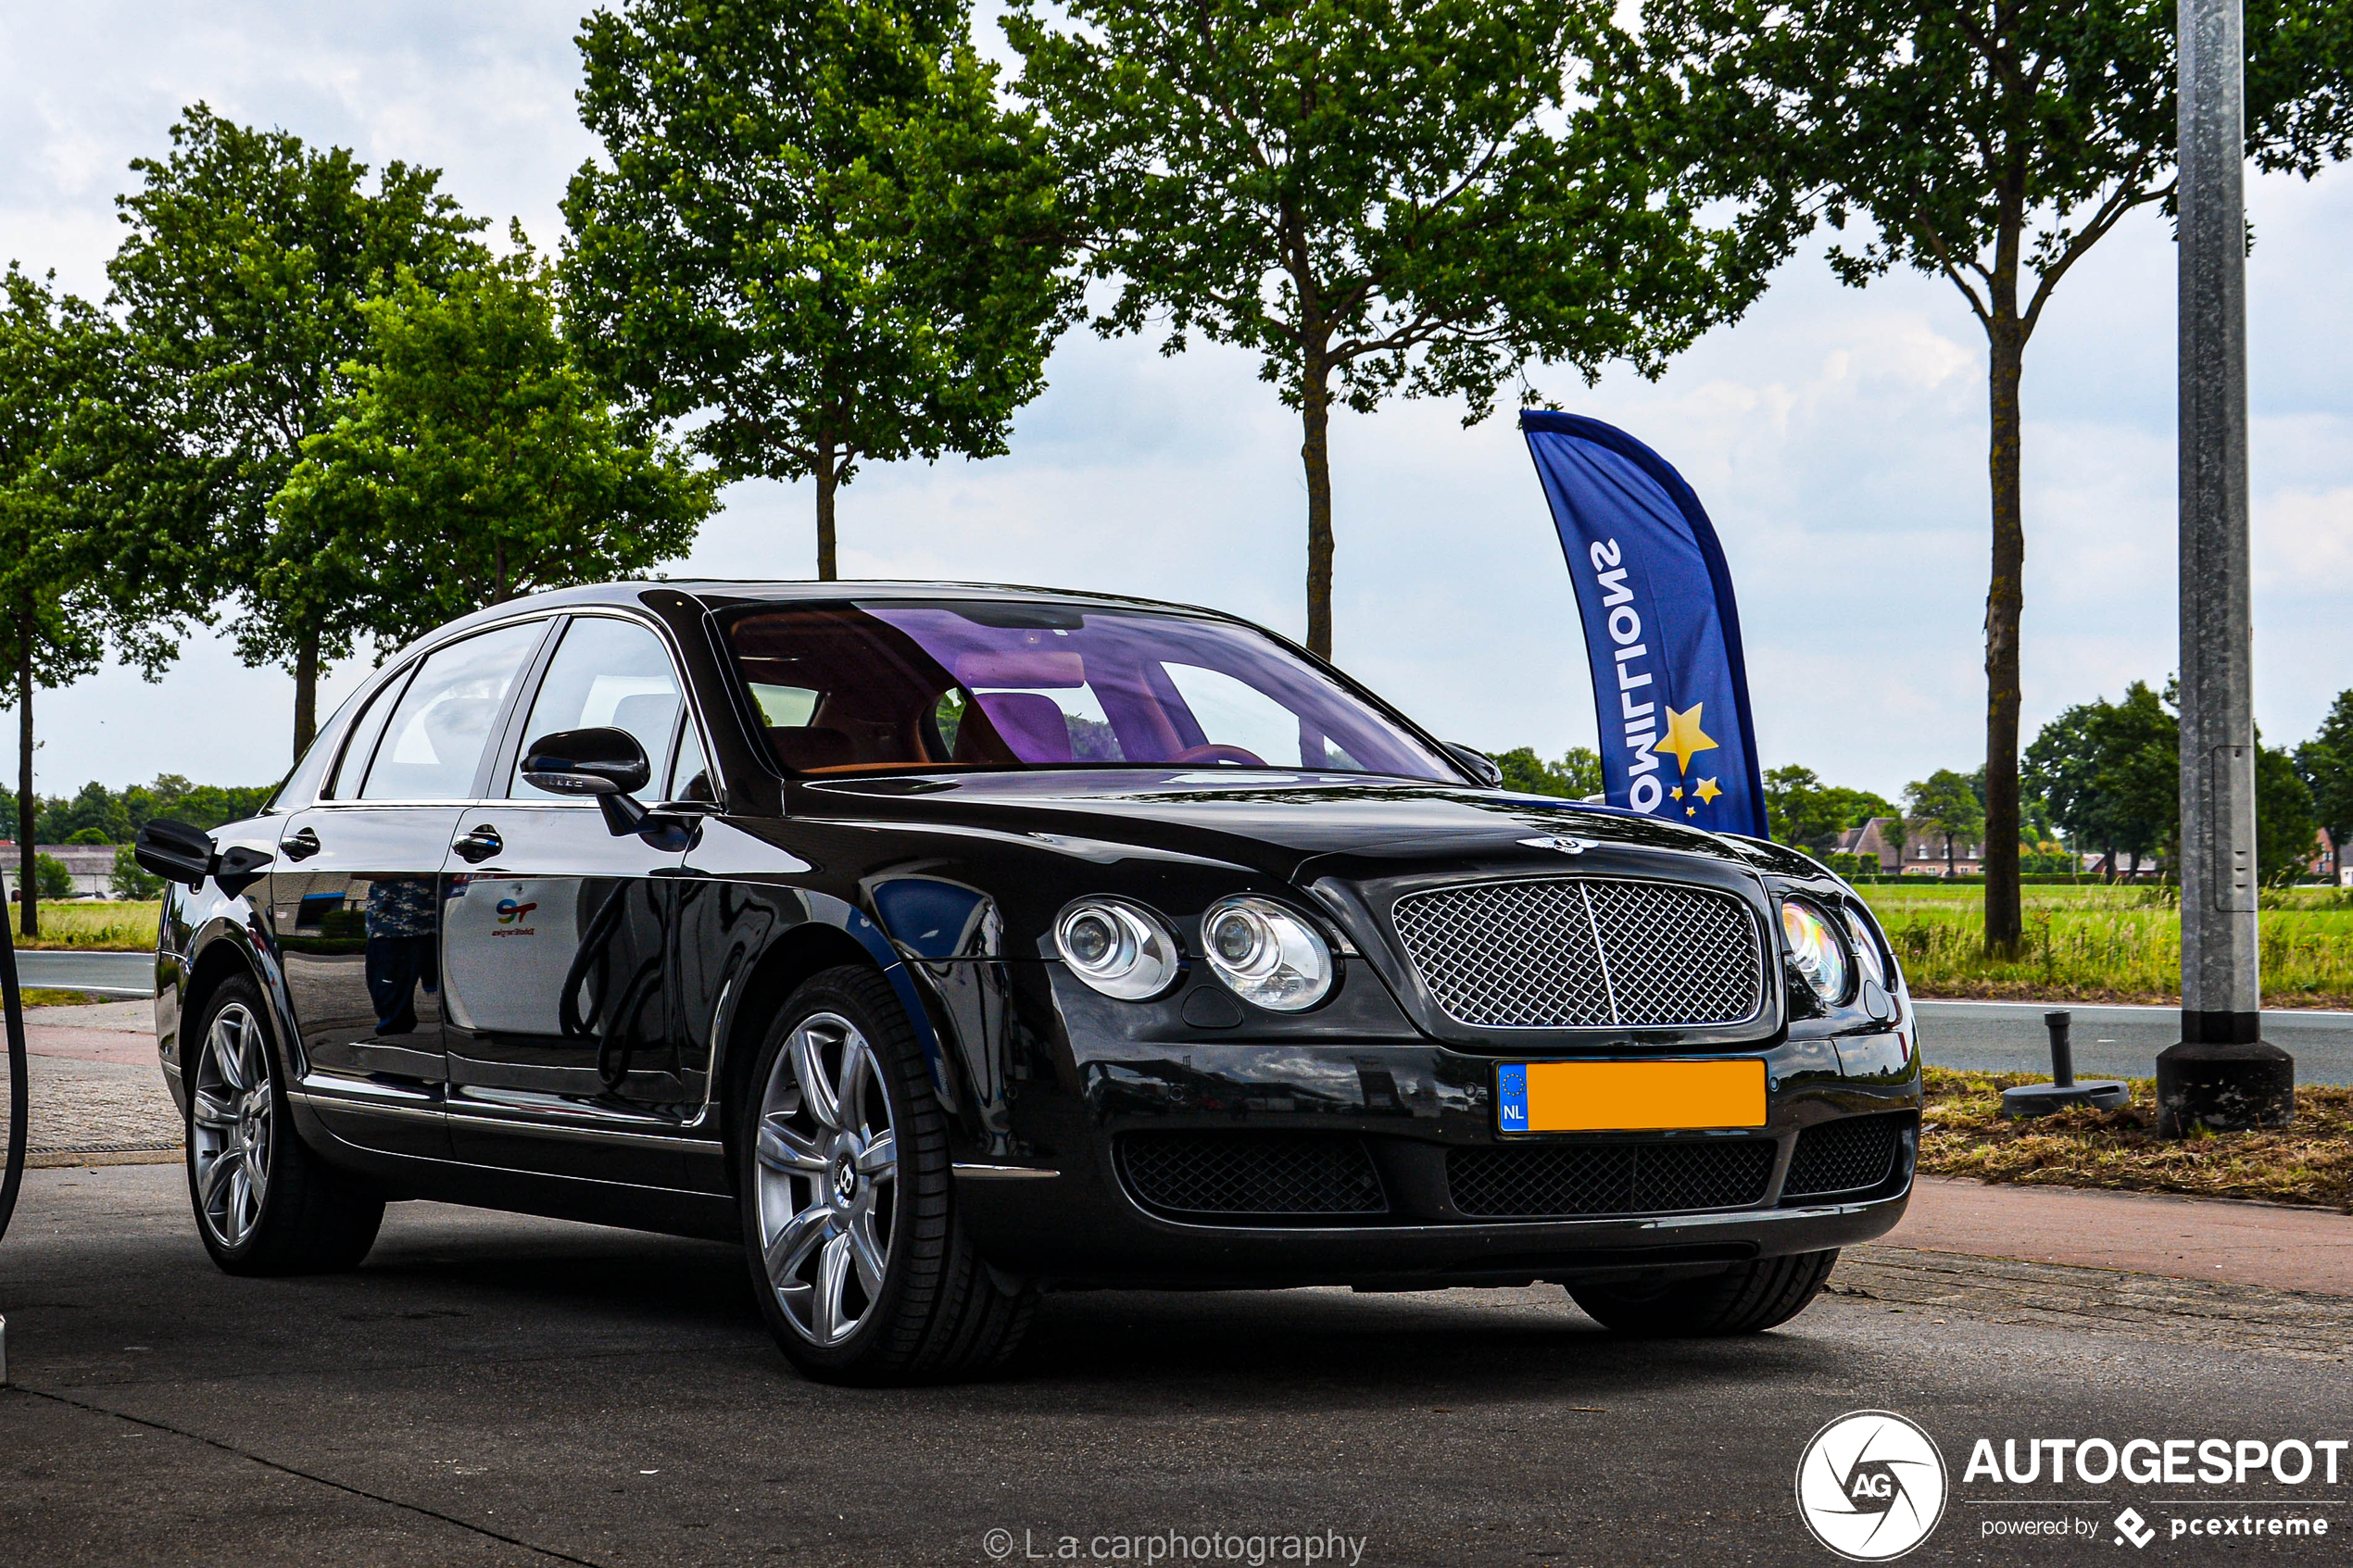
797;769;1773;884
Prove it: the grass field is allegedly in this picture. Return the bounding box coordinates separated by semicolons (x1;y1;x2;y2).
1921;1065;2353;1210
9;900;162;951
1860;882;2353;1009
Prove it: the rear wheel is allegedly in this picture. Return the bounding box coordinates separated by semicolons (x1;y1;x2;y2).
1566;1249;1839;1336
738;965;1033;1385
186;975;384;1275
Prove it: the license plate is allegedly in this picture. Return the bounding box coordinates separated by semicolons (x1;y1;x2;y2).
1496;1060;1767;1135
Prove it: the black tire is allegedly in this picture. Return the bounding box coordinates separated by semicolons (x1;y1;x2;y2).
184;974;384;1275
1567;1248;1839;1336
737;965;1034;1385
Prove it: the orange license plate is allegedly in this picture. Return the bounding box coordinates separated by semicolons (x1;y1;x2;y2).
1496;1059;1767;1134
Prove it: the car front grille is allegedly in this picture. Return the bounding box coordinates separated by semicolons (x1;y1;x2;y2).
1783;1113;1907;1198
1118;1132;1388;1217
1390;878;1765;1029
1447;1138;1777;1218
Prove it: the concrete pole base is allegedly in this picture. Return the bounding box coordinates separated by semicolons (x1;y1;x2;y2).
2155;1039;2295;1135
2000;1081;2131;1117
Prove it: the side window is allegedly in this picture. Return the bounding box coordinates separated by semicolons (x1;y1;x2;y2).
359;621;546;801
668;717;714;802
271;682;370;810
326;667;411;800
510;617;684;800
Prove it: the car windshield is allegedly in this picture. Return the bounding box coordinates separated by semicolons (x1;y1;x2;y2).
724;600;1457;781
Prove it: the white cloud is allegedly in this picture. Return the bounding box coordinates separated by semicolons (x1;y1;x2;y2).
6;4;2353;805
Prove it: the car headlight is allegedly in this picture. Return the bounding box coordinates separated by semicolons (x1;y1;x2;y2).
1201;896;1333;1011
1842;904;1890;990
1055;899;1182;1000
1780;897;1852;1004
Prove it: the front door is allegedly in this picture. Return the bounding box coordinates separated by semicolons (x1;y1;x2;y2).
439;614;692;1185
269;618;552;1160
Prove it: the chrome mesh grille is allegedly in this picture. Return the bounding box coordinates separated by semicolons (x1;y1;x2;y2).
1390;878;1763;1029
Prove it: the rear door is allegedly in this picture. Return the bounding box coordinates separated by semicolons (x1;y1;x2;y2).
269;620;553;1159
439;613;693;1185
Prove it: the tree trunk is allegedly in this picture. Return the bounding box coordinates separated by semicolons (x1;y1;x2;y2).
292;622;321;763
1299;354;1335;660
1982;320;2027;954
1944;833;1956;880
815;432;839;583
16;616;35;941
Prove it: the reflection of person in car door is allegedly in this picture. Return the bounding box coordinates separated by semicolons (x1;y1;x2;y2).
363;875;439;1035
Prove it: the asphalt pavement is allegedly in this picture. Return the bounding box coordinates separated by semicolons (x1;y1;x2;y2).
1913;999;2353;1085
2;1164;2348;1566
11;948;156;998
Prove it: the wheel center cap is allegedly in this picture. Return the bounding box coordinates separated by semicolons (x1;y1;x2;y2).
833;1155;858;1203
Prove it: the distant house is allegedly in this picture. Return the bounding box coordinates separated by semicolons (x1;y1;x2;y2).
1898;830;1983;877
0;842;122;900
1832;817;1904;873
2309;826;2343;885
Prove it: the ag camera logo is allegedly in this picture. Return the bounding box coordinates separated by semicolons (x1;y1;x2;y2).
1795;1411;1948;1561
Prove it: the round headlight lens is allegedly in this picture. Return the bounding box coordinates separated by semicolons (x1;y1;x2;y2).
1842;905;1889;990
1780;898;1852;1003
1054;900;1181;1000
1201;897;1333;1012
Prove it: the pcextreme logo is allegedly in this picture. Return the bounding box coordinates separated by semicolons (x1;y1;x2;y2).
1795;1411;1949;1561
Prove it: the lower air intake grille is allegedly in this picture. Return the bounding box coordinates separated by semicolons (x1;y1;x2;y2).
1448;1138;1776;1218
1119;1133;1388;1217
1783;1114;1906;1198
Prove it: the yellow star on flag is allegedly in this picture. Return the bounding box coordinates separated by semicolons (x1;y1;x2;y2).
1670;784;1685;801
1659;703;1718;773
1693;777;1723;805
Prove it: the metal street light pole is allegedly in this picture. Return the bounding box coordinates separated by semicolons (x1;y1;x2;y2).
2159;0;2295;1134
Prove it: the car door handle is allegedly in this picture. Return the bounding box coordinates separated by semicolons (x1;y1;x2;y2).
280;826;321;860
452;825;503;864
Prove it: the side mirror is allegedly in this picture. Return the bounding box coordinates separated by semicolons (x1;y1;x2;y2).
521;727;652;797
135;820;216;890
133;820;273;897
1441;742;1504;789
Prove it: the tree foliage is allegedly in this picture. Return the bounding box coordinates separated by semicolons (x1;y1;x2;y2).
272;241;715;655
1495;745;1604;799
1642;0;2353;947
1903;768;1986;877
108;104;490;756
1763;764;1898;854
2295;688;2353;874
1010;0;1793;657
565;0;1068;577
2024;680;2178;875
2255;742;2317;887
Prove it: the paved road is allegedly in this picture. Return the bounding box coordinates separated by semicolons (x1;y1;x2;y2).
2;1165;2347;1566
1914;998;2353;1085
11;948;155;998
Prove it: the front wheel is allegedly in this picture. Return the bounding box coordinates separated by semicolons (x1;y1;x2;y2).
1566;1249;1840;1336
186;975;384;1275
738;965;1033;1385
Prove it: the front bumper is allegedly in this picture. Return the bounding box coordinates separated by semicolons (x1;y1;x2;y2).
957;1028;1922;1288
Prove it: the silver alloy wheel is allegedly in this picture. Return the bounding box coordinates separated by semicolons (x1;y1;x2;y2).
191;1001;273;1248
753;1010;899;1346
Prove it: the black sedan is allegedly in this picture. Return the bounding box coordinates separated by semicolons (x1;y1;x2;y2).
137;582;1920;1384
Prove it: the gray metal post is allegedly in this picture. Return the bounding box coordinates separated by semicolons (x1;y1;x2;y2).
2160;0;2295;1134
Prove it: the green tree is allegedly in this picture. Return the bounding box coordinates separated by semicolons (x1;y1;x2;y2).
272;243;715;650
564;0;1069;579
110;844;166;900
1644;0;2353;949
2023;681;2177;879
1903;768;1986;879
1763;764;1899;854
1494;745;1604;798
2295;689;2353;879
32;853;74;902
0;268;182;935
107;105;490;757
1010;0;1793;658
2255;742;2317;886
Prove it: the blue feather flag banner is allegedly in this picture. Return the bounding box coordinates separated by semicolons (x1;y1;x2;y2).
1518;410;1768;839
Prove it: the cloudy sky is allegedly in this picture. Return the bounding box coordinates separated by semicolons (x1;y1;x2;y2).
6;1;2351;809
